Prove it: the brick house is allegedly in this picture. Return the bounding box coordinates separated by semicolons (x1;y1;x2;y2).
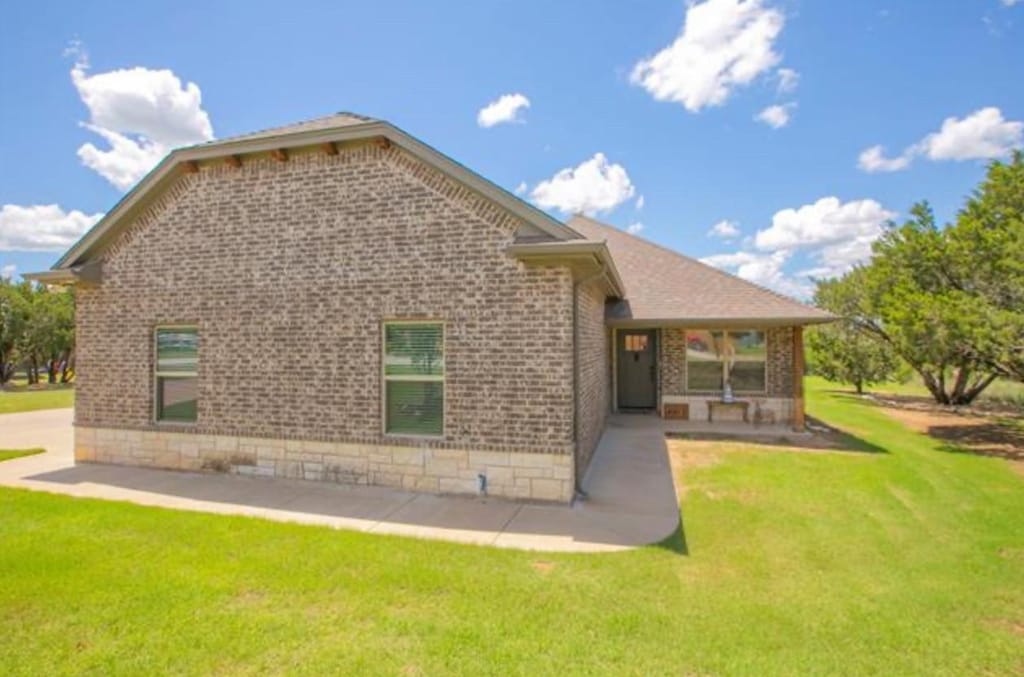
29;113;831;503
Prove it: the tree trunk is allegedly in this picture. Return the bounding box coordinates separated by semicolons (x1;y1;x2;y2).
954;372;999;405
921;370;949;404
949;366;970;404
855;379;864;394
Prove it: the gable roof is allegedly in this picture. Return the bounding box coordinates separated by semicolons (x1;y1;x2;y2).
48;112;582;269
567;215;832;327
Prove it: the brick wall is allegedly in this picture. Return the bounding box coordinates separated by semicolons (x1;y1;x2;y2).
74;141;581;499
656;326;798;421
574;278;610;482
765;326;795;397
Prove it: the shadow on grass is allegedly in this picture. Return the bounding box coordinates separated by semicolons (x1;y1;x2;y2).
654;510;689;555
666;416;886;455
831;388;1024;464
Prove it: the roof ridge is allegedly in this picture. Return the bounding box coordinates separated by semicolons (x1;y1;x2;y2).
190;111;377;149
569;214;817;308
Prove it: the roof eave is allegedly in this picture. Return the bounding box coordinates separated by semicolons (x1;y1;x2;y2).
23;261;102;286
506;240;626;298
53;119;581;270
606;314;835;328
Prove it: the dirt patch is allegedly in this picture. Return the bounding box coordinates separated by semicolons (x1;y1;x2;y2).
530;560;556;574
874;396;1024;474
666;422;884;499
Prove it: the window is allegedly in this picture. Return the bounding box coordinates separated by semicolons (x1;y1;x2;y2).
624;334;649;352
384;323;444;436
155;327;198;422
685;330;766;392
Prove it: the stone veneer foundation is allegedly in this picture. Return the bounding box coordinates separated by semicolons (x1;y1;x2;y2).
75;426;574;502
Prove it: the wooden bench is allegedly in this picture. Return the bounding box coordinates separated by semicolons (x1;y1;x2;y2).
706;400;750;423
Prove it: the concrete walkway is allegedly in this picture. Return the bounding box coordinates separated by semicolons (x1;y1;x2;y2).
0;409;680;553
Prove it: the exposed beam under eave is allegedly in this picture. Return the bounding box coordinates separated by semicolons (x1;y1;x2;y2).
225;155;242;168
321;142;338;155
271;149;289;162
182;161;199;174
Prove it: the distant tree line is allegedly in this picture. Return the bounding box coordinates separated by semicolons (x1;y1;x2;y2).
0;280;75;385
808;151;1024;405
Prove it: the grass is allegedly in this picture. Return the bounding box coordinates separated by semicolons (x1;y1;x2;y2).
1;379;1022;675
0;382;74;415
862;374;1024;407
0;448;44;463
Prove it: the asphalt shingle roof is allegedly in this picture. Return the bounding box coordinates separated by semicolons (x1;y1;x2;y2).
568;215;832;324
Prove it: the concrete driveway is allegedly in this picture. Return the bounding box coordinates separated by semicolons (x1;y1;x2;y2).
0;409;681;553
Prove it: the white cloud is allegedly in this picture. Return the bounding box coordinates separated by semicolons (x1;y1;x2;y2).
530;153;636;215
858;107;1022;172
755;196;895;252
1;264;15;280
71;52;214;190
701;249;809;297
1000;0;1021;6
626;222;644;234
703;196;895;296
630;0;785;112
476;93;530;128
514;181;528;196
857;145;912;173
755;102;795;129
776;67;799;93
708;219;739;238
0;204;103;252
918;107;1023;161
635;194;645;210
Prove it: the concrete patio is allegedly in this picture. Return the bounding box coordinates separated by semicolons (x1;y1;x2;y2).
0;409;681;553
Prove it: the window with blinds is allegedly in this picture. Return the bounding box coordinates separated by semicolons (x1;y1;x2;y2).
384;322;444;436
155;326;198;422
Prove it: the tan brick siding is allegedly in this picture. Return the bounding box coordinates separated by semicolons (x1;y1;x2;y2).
574;278;610;481
655;326;798;420
765;326;795;397
75;143;577;468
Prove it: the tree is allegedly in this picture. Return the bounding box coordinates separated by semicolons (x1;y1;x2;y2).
18;285;75;384
945;150;1024;382
0;279;30;384
837;204;998;405
807;276;901;394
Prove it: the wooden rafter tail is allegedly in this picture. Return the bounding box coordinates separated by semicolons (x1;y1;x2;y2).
271;149;289;162
374;136;391;150
225;155;242;168
320;142;338;156
181;160;200;174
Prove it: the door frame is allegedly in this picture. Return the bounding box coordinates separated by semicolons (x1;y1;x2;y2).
612;327;659;411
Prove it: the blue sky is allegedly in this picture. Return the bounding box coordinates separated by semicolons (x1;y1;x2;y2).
2;0;1022;297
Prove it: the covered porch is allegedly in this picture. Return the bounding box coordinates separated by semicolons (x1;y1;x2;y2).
610;324;808;432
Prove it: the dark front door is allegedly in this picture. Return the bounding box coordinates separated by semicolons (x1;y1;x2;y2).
617;329;657;409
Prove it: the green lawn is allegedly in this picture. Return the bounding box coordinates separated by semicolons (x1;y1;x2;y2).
0;384;74;414
1;379;1022;675
0;448;44;463
859;374;1024;407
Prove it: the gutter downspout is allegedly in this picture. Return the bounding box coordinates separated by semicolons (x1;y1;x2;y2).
571;257;610;503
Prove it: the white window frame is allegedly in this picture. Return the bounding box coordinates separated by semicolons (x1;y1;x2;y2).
381;320;445;438
154;324;199;424
685;329;768;394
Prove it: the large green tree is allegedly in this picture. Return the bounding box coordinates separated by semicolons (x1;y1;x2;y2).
807;275;902;394
945;150;1024;382
0;279;30;384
